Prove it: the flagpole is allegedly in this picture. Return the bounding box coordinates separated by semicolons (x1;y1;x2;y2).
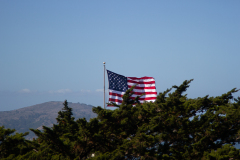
103;62;106;109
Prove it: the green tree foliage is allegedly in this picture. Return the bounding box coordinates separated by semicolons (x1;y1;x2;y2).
27;100;102;160
90;80;240;159
1;80;240;160
202;144;240;160
0;126;32;159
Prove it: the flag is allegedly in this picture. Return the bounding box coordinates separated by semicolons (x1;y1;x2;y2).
107;70;157;105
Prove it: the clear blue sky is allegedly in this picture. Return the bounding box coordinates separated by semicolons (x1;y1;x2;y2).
1;1;239;111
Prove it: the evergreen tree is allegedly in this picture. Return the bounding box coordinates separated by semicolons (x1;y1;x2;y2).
0;126;32;159
29;100;77;160
29;100;100;160
4;80;240;160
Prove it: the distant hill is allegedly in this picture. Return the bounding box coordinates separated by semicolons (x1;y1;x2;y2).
1;102;240;149
0;101;97;139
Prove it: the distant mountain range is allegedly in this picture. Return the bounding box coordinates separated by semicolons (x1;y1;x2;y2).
0;101;97;139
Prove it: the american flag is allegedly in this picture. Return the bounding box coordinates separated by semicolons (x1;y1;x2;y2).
107;70;157;105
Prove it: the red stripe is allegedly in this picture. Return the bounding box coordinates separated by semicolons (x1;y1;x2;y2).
109;92;124;97
107;105;118;107
128;85;156;89
109;98;123;103
128;76;154;79
129;92;157;95
127;80;155;84
110;91;157;96
109;97;156;103
129;97;157;101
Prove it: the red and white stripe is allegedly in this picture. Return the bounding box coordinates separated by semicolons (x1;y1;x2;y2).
108;76;157;105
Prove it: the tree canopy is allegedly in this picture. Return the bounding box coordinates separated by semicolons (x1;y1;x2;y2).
1;80;240;160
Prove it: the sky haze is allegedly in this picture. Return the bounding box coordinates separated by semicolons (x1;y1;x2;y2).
1;1;240;111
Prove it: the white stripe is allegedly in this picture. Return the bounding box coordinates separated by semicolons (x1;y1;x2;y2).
127;83;156;87
109;93;156;100
138;100;155;103
130;94;157;98
109;89;125;95
109;93;156;99
109;89;157;94
109;102;122;105
109;95;123;100
132;89;157;93
113;100;155;104
127;77;155;82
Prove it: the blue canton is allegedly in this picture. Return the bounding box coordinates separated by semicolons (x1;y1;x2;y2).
107;70;128;92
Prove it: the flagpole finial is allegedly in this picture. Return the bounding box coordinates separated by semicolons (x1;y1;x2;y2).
103;62;106;64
